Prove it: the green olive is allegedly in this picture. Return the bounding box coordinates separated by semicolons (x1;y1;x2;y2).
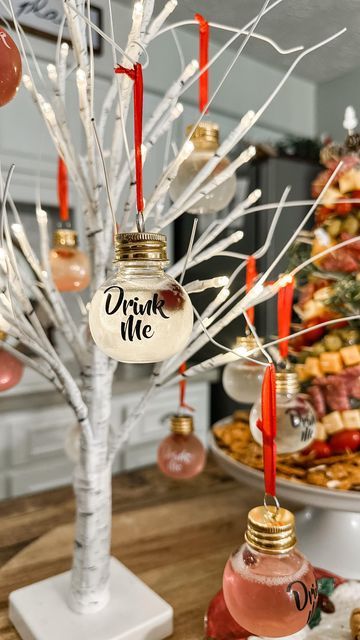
323;334;343;351
342;215;359;235
327;218;342;237
311;342;326;355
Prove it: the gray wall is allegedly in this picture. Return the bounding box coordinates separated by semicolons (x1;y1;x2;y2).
317;67;360;140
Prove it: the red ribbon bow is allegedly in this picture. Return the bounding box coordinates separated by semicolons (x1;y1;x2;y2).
277;277;294;359
179;362;194;412
246;256;257;325
58;157;69;222
194;13;209;113
115;63;144;214
257;363;277;497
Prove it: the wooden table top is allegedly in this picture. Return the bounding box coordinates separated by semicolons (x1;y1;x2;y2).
0;456;263;639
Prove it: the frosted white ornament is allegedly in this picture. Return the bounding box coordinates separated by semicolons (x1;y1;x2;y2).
250;371;316;454
222;336;266;404
89;233;193;363
169;122;237;214
343;105;358;134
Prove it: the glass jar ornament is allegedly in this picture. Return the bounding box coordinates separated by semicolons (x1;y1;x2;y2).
89;233;193;363
250;371;316;454
49;229;91;292
223;505;318;638
157;414;206;479
0;28;22;107
222;336;266;405
0;332;24;392
169;122;237;214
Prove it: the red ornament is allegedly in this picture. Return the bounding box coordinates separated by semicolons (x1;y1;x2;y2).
0;348;23;391
0;28;22;107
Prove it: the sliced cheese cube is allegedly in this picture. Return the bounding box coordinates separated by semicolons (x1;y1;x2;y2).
340;345;360;367
342;409;360;430
295;364;309;382
305;357;322;379
322;411;344;434
319;351;343;374
315;422;327;441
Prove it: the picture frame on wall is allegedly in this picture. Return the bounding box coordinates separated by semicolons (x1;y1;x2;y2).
1;0;102;54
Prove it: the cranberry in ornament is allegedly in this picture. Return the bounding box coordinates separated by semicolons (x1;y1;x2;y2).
0;28;22;107
250;370;316;454
157;414;206;479
0;347;24;391
50;229;90;292
89;233;193;363
223;506;318;638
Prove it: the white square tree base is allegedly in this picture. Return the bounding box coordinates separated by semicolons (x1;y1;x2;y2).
9;557;173;640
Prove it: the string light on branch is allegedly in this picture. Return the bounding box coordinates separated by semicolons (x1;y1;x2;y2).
49;158;91;292
0;28;22;107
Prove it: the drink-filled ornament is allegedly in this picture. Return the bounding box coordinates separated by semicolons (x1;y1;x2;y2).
223;505;318;637
169;122;237;214
222;335;266;405
49;159;90;292
0;28;22;107
157;414;206;479
89;233;193;363
50;229;91;292
250;370;316;454
0;333;24;391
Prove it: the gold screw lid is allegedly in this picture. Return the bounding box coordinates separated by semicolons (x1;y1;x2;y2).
235;335;261;351
186;122;219;149
276;370;300;394
114;232;168;262
0;330;7;341
170;414;194;436
245;505;297;555
53;228;78;249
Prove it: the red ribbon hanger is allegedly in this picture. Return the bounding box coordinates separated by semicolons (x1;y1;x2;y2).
257;363;277;497
179;362;194;412
246;256;257;325
277;277;295;359
115;63;144;215
194;13;209;113
58;157;69;222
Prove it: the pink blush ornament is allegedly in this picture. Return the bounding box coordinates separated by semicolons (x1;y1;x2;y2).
157;414;206;480
0;28;22;107
0;349;24;391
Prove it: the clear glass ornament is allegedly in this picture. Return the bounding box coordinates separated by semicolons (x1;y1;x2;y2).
223;506;317;638
222;336;266;404
89;233;193;363
49;229;91;292
169;122;237;214
157;414;206;479
250;371;316;454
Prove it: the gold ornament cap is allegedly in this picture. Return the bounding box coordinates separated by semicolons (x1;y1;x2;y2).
245;505;297;554
53;228;78;249
235;335;262;351
186;122;219;150
276;370;299;394
0;330;7;341
170;414;194;436
114;232;168;262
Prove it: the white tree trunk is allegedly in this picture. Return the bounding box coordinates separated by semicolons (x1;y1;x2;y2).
69;348;114;614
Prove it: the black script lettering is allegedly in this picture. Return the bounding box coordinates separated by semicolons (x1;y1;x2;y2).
152;293;169;319
120;316;154;341
143;324;154;339
287;580;308;611
104;286;124;315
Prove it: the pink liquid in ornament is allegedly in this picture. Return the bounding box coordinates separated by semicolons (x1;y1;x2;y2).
50;247;91;292
223;544;317;638
0;349;23;391
157;433;206;479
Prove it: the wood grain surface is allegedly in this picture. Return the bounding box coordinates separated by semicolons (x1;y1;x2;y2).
0;456;264;639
